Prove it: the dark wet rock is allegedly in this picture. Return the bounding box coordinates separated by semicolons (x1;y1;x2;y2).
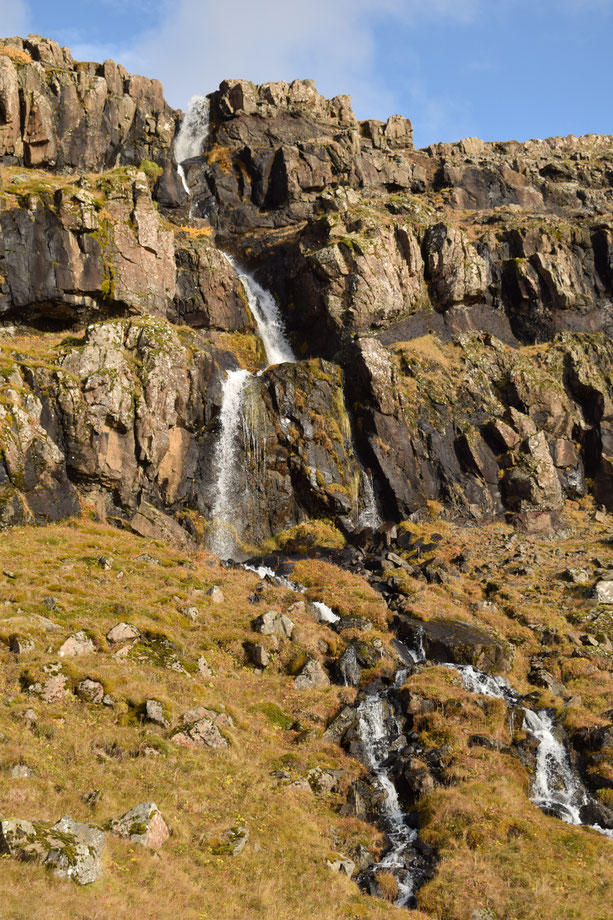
395;614;513;672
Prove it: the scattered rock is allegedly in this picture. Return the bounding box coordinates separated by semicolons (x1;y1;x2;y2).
143;699;169;727
135;553;160;565
207;586;224;604
107;802;169;850
197;655;213;678
9;635;35;655
182;606;199;622
106;622;141;644
594;580;613;604
395;614;513;673
244;641;270;668
294;658;331;690
0;815;105;884
253;610;294;638
42;597;57;610
58;631;96;658
323;707;357;743
75;679;105;704
215;825;249;856
337;645;362;687
326;853;355;877
9;764;33;779
172;709;230;749
307;767;341;795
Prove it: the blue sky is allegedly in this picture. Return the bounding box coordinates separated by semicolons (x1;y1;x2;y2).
2;0;612;148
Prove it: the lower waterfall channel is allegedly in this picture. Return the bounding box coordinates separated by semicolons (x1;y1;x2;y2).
448;662;613;840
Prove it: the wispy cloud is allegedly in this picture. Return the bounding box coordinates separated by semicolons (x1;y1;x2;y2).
121;0;484;115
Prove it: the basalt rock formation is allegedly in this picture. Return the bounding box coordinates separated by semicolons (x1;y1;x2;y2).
1;34;613;544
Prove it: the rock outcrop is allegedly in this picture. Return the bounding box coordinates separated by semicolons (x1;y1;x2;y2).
1;41;613;542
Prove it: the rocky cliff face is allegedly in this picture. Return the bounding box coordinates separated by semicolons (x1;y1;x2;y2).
1;37;613;544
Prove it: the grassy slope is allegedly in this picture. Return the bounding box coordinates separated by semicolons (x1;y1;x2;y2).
0;507;611;920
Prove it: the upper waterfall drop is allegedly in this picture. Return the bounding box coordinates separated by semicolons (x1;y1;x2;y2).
225;256;296;367
174;95;210;193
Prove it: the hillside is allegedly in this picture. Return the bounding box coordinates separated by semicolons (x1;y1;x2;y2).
0;33;612;920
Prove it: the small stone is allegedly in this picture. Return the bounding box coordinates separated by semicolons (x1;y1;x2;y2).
102;694;115;707
307;767;340;795
244;642;270;668
106;622;141;644
287;601;307;618
42;597;57;610
97;557;112;570
294;659;330;690
197;655;213;678
326;853;355;877
253;610;294;639
144;699;169;727
108;803;169;850
40;674;69;704
217;825;249;856
135;553;159;565
20;708;38;726
172;708;229;749
182;606;199;622
594;580;613;605
0;816;105;885
9;764;33;779
58;631;96;658
83;789;102;809
8;635;35;655
3;570;16;579
76;679;105;705
207;586;224;604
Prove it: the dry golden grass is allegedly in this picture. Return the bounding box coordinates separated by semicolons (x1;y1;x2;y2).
0;502;611;920
0;519;405;920
0;45;32;64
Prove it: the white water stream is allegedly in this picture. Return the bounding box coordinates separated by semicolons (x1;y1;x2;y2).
440;661;613;840
355;673;416;906
358;465;382;529
174;95;210;194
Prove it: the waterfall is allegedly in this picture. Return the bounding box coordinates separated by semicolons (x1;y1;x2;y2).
206;264;295;558
225;256;296;366
439;660;613;840
208;369;252;559
174;95;210;194
358;465;382;529
355;683;417;906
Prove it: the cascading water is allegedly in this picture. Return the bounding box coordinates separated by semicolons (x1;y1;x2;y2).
208;369;253;559
355;676;417;907
206;264;296;557
358;465;382;529
174;95;210;194
437;660;613;840
225;256;296;366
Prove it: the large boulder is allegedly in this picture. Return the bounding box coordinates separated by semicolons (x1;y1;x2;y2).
0;815;105;884
395;614;513;673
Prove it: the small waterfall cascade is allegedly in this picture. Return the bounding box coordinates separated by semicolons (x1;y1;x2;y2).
207;263;296;558
358;465;382;529
208;369;253;560
174;95;210;194
354;671;417;907
439;661;613;840
225;255;296;366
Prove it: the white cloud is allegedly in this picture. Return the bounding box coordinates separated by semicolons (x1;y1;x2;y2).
0;0;30;36
122;0;483;118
